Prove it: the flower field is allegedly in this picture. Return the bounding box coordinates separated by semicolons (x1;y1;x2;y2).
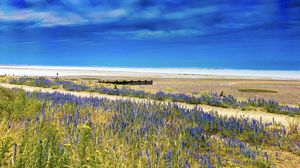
0;86;299;167
8;77;300;116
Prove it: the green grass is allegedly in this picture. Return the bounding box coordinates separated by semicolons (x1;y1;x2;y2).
80;78;99;81
238;88;278;93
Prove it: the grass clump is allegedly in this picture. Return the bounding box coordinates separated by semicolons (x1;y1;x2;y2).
238;88;278;93
80;78;99;81
0;87;42;120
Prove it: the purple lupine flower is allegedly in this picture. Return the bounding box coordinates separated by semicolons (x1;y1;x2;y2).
265;152;269;162
184;159;190;168
167;151;172;161
146;149;151;168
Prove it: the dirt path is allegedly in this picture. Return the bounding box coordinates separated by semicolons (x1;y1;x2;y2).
1;83;298;127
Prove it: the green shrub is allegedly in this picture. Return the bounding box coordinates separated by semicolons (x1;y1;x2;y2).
0;87;42;120
51;85;59;89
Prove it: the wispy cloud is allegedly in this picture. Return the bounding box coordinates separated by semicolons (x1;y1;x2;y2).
0;10;87;27
100;29;203;40
88;8;127;23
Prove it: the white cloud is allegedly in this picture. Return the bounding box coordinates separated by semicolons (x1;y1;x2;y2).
105;29;203;39
0;9;87;27
0;11;5;18
88;8;127;22
0;7;129;27
165;6;218;20
135;29;202;38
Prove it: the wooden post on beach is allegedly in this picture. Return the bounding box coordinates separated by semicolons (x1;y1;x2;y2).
56;73;59;79
220;91;224;98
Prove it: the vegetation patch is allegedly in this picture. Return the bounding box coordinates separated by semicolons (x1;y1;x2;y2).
80;78;99;81
0;86;299;167
7;77;300;116
239;88;278;93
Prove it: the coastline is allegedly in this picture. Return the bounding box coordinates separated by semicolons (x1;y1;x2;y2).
1;65;300;80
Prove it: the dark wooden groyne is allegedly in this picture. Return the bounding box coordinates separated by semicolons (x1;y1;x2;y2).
98;80;153;85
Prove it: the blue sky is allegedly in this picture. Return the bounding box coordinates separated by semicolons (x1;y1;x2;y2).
0;0;300;70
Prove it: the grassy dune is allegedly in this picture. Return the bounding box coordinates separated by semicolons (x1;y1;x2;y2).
0;87;300;167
